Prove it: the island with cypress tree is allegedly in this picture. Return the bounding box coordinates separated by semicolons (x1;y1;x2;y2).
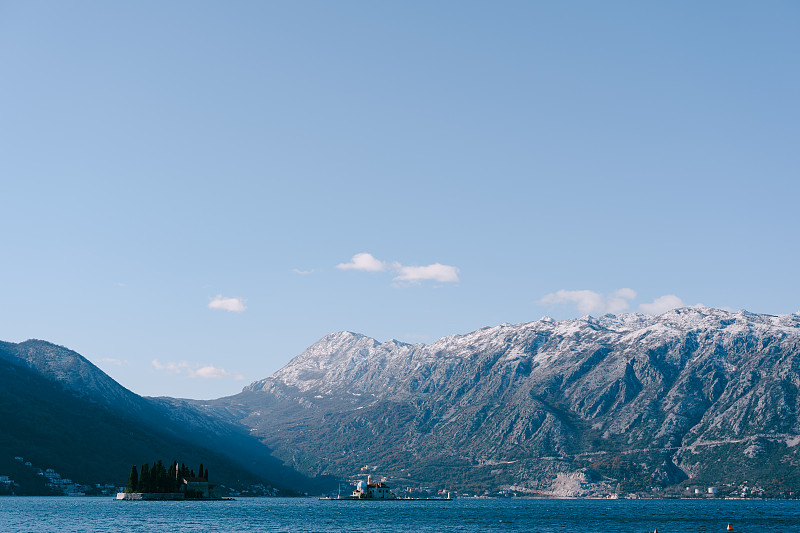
116;460;227;500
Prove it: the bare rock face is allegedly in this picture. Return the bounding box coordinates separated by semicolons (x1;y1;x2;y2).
210;307;800;493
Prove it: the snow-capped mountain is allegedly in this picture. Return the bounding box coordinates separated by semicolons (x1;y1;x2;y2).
209;307;800;494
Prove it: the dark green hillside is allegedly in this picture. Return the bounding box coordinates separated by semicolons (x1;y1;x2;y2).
0;355;267;492
0;341;334;495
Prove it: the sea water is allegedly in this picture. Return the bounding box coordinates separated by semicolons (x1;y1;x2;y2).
1;497;799;532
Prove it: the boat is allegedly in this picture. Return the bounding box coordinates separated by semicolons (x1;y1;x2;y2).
319;475;452;501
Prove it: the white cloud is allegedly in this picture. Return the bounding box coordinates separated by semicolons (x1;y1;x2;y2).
292;268;315;275
152;359;243;380
540;290;604;314
639;294;685;315
336;252;387;272
539;288;637;315
208;295;247;313
97;357;129;366
194;365;234;379
151;359;189;374
393;263;460;284
607;288;637;314
337;252;460;286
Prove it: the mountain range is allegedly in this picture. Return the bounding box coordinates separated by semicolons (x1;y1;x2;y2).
3;306;800;496
200;307;800;495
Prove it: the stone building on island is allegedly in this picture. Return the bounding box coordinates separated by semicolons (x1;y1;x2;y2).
182;476;211;499
117;461;218;500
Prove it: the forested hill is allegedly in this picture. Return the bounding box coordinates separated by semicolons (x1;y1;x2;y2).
0;340;327;495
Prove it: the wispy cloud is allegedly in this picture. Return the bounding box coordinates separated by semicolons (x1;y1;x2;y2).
337;252;460;285
393;263;460;284
639;294;685;315
152;359;243;380
208;295;247;313
539;288;637;315
97;357;129;366
540;288;689;316
193;365;236;379
292;268;315;275
336;252;387;272
608;288;637;313
151;359;191;375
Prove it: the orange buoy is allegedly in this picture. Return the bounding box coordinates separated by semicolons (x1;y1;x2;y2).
727;524;733;531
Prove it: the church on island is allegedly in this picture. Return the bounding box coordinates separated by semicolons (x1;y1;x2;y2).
116;460;220;500
349;475;395;499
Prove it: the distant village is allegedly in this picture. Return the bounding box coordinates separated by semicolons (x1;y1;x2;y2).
0;455;280;498
0;456;115;496
342;478;795;500
1;456;797;500
336;465;799;501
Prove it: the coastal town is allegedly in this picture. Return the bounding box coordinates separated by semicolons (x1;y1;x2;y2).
1;455;794;500
325;468;795;501
0;456;115;497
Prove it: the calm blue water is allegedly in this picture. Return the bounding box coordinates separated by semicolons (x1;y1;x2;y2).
1;497;799;532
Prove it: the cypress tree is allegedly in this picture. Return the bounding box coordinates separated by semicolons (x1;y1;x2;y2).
140;463;151;493
168;461;178;491
126;465;139;493
155;460;165;492
128;459;214;493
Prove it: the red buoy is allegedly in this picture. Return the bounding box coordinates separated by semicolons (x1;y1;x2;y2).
727;524;733;531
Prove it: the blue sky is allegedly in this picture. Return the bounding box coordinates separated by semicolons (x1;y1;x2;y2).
1;1;798;399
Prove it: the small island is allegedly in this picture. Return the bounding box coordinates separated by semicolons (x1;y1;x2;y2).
320;475;452;501
116;460;227;500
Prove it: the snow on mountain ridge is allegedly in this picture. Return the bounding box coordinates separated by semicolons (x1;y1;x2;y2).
247;307;800;395
221;306;800;493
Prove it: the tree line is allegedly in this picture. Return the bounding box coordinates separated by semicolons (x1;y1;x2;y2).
125;460;209;493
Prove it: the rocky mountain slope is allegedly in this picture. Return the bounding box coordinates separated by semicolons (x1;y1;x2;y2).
205;307;800;495
0;340;323;495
